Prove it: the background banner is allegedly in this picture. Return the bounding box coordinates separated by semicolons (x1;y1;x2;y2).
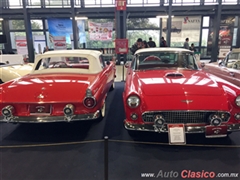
77;20;86;44
207;16;234;57
162;16;201;47
15;36;28;55
47;18;73;44
53;36;67;50
88;21;113;41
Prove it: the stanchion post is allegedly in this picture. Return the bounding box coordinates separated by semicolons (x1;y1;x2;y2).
104;136;109;180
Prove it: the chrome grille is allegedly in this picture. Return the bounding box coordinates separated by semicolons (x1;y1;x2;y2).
142;111;230;124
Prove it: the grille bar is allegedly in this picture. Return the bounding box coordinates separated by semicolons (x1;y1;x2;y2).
142;111;230;124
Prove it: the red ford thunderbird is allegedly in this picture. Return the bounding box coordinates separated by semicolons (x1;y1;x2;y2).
203;48;240;87
123;48;240;138
0;50;115;123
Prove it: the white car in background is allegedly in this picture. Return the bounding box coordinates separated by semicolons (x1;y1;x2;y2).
0;63;34;83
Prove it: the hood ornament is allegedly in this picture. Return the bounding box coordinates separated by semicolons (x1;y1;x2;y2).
181;100;193;104
37;94;44;99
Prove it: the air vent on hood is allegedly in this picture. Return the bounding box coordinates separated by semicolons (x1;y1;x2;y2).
165;73;184;78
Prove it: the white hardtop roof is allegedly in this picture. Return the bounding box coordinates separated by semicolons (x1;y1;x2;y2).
232;48;240;53
31;49;103;74
135;47;192;54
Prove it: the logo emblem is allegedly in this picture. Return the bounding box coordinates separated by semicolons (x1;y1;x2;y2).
181;100;193;104
37;94;44;99
36;106;45;113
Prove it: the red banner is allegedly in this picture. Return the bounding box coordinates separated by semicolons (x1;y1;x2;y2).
116;0;126;11
115;39;128;54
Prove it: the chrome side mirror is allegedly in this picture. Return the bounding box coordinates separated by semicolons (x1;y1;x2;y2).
201;62;205;68
125;62;130;68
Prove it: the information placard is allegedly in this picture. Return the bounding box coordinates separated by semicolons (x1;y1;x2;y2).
168;124;186;145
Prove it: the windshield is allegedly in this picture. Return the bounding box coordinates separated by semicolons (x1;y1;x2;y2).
136;51;198;70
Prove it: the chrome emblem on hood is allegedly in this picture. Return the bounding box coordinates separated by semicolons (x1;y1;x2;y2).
37;94;44;99
181;100;193;104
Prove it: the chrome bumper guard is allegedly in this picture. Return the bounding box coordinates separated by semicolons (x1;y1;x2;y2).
124;121;240;134
0;110;100;123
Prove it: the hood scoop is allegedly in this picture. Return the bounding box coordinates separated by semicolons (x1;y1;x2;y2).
165;72;184;78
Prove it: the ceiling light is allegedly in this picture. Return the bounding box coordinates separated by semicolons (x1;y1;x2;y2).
156;15;174;18
0;18;3;21
70;16;88;20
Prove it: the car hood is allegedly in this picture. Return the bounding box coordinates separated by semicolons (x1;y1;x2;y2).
136;70;223;96
1;74;97;103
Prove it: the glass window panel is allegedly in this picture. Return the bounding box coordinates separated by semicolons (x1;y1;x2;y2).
31;20;43;30
127;18;159;29
45;0;71;7
143;0;160;5
9;0;23;8
201;29;209;46
10;32;26;49
232;28;237;46
127;30;159;48
222;0;237;4
27;0;41;7
234;16;238;26
9;20;25;30
204;0;218;5
203;16;210;27
172;0;200;6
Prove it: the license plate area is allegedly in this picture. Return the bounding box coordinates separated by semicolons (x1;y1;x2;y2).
205;125;227;138
29;104;51;115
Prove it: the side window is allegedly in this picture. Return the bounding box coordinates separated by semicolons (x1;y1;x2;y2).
131;57;136;69
99;56;105;68
227;53;240;69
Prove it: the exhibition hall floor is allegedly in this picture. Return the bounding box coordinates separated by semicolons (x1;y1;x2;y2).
1;82;240;180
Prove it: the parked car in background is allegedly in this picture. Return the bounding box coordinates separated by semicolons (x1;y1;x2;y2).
0;63;34;83
123;48;240;139
0;50;116;123
202;48;240;87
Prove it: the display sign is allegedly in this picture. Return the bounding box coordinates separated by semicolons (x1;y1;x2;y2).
168;124;186;145
116;0;127;11
47;18;73;44
53;36;67;50
88;21;113;41
15;36;28;55
115;39;128;54
219;48;230;58
33;35;46;54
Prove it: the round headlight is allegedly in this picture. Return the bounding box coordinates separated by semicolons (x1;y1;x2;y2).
127;95;140;108
235;96;240;107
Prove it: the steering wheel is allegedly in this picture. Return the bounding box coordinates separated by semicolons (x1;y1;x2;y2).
51;61;68;68
232;61;240;69
142;55;161;62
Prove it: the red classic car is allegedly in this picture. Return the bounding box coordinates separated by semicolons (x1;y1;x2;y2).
203;48;240;87
0;50;115;123
123;48;240;139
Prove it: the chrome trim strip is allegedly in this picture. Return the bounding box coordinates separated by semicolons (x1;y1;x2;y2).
124;121;240;134
0;111;100;123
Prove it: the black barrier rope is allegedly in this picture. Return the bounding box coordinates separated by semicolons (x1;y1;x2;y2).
1;138;240;149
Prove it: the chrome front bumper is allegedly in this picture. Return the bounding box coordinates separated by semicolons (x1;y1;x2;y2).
124;121;240;135
0;110;100;123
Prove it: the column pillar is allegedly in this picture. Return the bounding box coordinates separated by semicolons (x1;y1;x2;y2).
2;20;12;53
166;0;172;47
22;0;34;62
210;0;222;62
236;16;240;48
71;0;79;49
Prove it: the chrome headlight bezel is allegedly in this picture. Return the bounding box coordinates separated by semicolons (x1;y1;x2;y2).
236;96;240;107
127;95;140;108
